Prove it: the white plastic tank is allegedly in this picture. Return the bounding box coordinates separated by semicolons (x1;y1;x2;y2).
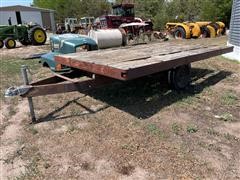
88;29;125;49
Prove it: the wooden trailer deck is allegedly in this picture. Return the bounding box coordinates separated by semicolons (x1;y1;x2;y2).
5;41;233;122
55;43;233;81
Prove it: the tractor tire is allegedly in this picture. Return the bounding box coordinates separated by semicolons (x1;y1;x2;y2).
174;27;186;39
20;38;30;46
4;37;16;49
168;64;191;90
28;26;47;45
0;40;4;48
221;27;226;35
209;23;220;36
201;26;210;38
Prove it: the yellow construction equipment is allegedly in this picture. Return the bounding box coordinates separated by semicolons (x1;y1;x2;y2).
195;21;216;38
166;21;225;39
166;22;192;39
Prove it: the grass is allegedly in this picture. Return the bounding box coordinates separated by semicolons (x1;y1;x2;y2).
67;124;75;133
146;123;165;138
0;58;41;100
224;133;238;141
16;156;42;179
207;128;220;136
8;105;17;117
0;58;39;76
171;122;182;135
198;142;221;152
28;126;38;135
187;124;198;133
220;91;238;106
216;112;233;122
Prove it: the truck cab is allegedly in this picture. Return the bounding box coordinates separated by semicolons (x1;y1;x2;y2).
80;17;94;29
40;34;98;72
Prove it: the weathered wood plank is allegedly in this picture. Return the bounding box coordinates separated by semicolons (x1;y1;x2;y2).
57;43;208;65
55;42;233;81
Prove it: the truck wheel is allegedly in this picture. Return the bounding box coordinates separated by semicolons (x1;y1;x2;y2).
29;26;47;45
4;37;16;49
168;64;191;90
0;40;4;48
174;27;186;39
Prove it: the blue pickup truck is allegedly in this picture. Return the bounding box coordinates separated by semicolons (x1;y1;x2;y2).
40;34;98;72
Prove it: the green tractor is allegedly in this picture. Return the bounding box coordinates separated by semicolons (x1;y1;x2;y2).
0;24;47;49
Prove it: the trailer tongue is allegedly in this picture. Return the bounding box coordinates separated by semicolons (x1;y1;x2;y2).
5;42;233;122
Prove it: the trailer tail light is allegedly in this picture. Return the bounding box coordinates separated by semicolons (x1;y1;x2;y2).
55;63;62;71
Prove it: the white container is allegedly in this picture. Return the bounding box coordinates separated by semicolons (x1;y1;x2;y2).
88;29;124;49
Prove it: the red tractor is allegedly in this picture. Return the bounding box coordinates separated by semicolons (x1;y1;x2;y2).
94;2;153;43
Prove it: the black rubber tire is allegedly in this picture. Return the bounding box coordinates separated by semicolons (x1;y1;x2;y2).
20;39;30;46
209;23;219;32
0;40;4;48
174;27;186;39
168;64;191;90
4;37;16;49
201;26;210;38
221;27;226;35
28;26;47;45
209;23;220;36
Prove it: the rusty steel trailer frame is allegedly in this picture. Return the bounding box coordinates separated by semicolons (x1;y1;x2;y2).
13;45;233;122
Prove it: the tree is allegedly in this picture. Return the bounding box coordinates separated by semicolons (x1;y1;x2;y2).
200;0;232;27
33;0;233;29
33;0;110;22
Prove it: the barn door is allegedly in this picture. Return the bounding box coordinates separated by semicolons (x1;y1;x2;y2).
16;11;22;24
41;12;51;30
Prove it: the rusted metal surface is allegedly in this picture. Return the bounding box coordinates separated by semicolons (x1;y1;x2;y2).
55;56;127;80
55;44;233;81
23;75;115;97
52;72;79;83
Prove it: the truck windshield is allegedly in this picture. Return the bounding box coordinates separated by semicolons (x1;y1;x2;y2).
80;18;86;24
50;40;60;51
113;7;134;17
76;45;89;52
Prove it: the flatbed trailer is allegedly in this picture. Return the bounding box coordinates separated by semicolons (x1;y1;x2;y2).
5;41;233;122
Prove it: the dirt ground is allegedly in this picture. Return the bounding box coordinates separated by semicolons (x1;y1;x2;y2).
0;36;240;179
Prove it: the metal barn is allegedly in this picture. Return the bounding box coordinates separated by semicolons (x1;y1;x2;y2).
227;0;240;61
0;5;55;31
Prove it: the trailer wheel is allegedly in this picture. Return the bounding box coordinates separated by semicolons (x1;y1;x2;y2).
0;40;4;48
4;37;16;49
174;27;186;39
29;26;47;45
168;64;191;90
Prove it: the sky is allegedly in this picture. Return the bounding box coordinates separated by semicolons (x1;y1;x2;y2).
0;0;33;7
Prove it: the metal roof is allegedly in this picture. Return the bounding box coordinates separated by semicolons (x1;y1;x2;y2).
0;5;55;12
